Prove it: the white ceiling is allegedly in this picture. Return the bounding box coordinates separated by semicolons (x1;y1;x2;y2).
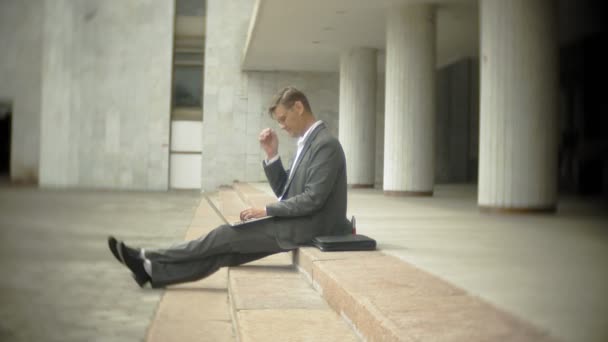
242;0;479;72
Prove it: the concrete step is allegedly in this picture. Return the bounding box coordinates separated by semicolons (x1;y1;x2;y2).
146;197;235;342
228;253;359;342
233;181;276;208
219;186;248;224
232;182;559;342
294;248;557;342
205;190;220;213
216;187;359;341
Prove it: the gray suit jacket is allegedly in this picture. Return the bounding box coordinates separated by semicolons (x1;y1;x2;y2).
263;122;352;248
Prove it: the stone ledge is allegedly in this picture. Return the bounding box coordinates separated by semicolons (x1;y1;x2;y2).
146;198;235;342
233;181;276;208
218;189;359;341
231;182;557;341
227;253;358;342
237;309;359;342
295;247;558;342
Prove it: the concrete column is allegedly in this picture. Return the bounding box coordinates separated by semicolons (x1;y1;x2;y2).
478;0;558;212
339;47;377;187
384;5;436;196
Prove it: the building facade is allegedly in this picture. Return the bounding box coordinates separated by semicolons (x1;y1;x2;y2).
1;0;606;209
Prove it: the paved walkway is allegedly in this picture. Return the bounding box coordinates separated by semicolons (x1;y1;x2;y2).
0;187;200;342
252;183;608;342
1;184;607;341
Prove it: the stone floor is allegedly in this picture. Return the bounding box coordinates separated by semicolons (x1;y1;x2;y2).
253;183;608;342
360;187;608;342
1;183;607;342
0;187;200;342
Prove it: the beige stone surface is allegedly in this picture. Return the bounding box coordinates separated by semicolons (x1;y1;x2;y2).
188;213;214;226
189;198;226;229
153;289;231;322
230;270;325;310
184;226;212;240
188;214;224;229
223;196;360;342
295;247;383;278
237;309;358;342
230;182;553;341
147;320;234;342
233;182;261;198
233;181;277;209
230;264;294;277
370;289;553;341
293;248;315;278
241;183;608;342
390;303;553;342
147;197;235;342
219;188;247;223
166;268;229;290
248;193;277;208
243;251;292;266
318;255;465;296
305;252;554;341
311;260;404;342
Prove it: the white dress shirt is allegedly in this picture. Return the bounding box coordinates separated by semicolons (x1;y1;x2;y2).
265;120;323;200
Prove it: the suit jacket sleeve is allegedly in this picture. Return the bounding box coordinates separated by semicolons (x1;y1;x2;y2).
265;139;341;217
263;158;289;198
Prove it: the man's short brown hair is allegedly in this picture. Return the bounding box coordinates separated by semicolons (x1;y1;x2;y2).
268;86;312;117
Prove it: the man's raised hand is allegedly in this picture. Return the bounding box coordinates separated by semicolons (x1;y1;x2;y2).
259;128;279;160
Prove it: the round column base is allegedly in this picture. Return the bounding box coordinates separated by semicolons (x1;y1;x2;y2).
384;190;433;197
349;184;374;189
479;205;557;214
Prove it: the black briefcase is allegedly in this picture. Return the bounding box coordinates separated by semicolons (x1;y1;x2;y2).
311;234;376;252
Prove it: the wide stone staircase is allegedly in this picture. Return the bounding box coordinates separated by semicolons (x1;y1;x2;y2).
147;182;558;342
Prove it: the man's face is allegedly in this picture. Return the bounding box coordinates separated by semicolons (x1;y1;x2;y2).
273;102;304;138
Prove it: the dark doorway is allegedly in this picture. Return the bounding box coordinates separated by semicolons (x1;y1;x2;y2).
0;108;11;177
558;0;608;196
559;33;608;196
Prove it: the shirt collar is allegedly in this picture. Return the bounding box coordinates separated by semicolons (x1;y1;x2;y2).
297;120;323;148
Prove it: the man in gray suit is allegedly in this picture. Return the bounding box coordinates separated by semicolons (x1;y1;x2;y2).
108;87;351;288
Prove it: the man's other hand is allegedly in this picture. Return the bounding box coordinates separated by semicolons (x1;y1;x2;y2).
259;128;279;160
239;207;267;221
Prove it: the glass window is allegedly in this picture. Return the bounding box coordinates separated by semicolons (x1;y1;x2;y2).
174;52;203;65
176;0;205;16
173;66;202;108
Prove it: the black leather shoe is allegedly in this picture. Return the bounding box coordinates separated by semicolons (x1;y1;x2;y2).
107;236;123;264
117;240;150;288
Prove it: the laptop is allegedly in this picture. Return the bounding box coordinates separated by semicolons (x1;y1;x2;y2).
230;215;273;227
203;194;273;227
